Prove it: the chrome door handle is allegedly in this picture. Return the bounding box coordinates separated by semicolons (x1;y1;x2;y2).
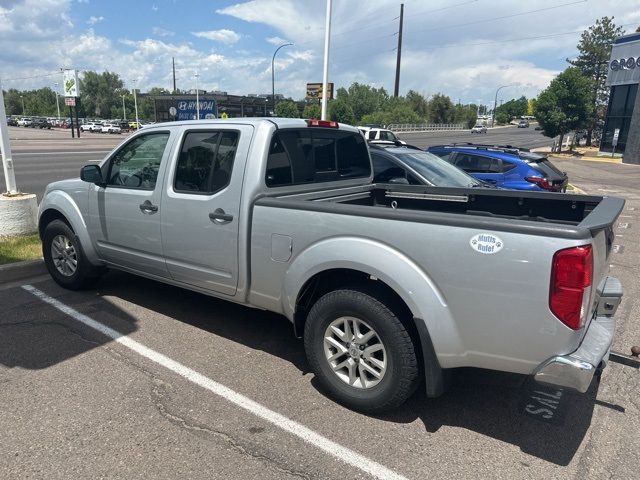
209;208;233;224
139;200;158;214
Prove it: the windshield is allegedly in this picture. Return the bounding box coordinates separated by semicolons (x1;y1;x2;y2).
394;151;481;187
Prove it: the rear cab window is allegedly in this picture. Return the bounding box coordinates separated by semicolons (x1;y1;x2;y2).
265;128;371;187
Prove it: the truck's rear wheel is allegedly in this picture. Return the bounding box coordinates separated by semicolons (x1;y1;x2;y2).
304;289;419;413
43;220;103;290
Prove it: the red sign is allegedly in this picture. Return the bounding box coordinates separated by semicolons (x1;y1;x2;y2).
64;97;76;107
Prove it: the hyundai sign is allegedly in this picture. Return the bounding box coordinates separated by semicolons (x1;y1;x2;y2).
606;33;640;87
176;99;217;120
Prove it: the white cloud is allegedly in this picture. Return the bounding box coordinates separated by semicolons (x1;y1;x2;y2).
192;29;241;44
152;26;174;37
266;36;288;45
2;0;640;104
86;15;104;25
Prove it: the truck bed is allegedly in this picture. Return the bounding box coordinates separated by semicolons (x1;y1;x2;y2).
257;184;624;241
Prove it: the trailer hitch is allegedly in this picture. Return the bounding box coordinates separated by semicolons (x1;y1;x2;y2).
609;347;640;369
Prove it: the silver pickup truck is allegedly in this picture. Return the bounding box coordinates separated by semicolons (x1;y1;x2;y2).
38;118;625;413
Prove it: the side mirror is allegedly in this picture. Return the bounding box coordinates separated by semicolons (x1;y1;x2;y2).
80;164;105;187
388;177;409;185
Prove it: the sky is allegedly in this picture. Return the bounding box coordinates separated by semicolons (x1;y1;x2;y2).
0;0;639;106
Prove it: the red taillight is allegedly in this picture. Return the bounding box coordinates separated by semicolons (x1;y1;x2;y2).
525;176;556;191
549;245;593;330
306;119;339;128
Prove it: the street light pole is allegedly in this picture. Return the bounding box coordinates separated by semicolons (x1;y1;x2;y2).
0;85;18;194
20;95;25;116
132;80;139;128
492;84;516;127
272;42;293;115
121;94;126;120
54;83;61;119
320;0;332;120
194;71;200;120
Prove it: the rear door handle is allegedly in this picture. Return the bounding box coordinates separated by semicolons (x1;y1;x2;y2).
139;200;158;214
209;208;233;224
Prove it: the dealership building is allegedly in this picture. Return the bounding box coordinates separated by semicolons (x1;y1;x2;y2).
602;32;640;164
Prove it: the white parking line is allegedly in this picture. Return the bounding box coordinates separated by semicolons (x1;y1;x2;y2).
22;284;408;480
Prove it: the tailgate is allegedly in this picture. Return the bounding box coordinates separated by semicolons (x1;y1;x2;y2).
580;196;625;315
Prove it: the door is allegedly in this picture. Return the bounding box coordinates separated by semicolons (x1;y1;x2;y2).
160;125;253;295
452;152;504;186
87;130;173;278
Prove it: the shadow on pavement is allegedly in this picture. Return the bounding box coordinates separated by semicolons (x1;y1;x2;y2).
91;270;309;373
0;280;138;369
372;369;602;466
3;269;606;466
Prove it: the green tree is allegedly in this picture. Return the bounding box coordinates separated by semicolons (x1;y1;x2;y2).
336;83;388;122
275;100;300;118
328;99;355;124
527;98;537;116
427;93;454;123
535;67;594;151
495;96;528;122
80;71;124;118
405;90;428;118
567;16;625;145
302;103;321;119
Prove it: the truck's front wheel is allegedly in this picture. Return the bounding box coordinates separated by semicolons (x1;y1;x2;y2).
304;289;419;413
43;220;103;290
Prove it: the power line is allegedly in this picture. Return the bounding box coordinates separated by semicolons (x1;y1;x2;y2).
404;0;588;36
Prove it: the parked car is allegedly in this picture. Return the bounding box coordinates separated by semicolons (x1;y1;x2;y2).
6;117;18;126
38;118;624;413
357;126;406;144
370;143;488;188
518;120;530;128
31;118;52;129
17;117;33;127
117;121;130;132
101;123;122;134
80;122;102;133
427;144;568;192
471;124;487;134
128;121;143;130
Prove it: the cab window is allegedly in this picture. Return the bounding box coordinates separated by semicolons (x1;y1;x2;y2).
106;133;170;189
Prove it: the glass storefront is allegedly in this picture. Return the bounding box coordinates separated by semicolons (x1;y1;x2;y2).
601;83;637;153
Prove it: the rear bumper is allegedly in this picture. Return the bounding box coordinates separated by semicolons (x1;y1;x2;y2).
533;316;615;392
533;276;622;393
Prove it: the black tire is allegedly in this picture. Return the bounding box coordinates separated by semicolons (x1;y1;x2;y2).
42;220;103;290
304;289;419;413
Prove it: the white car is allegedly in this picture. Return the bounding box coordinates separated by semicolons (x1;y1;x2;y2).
17;117;33;127
101;123;121;134
357;126;406;144
471;124;487;134
80;122;102;132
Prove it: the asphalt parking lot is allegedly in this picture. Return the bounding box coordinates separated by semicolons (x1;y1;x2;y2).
1;131;639;479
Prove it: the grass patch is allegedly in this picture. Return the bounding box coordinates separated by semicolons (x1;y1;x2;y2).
0;234;42;265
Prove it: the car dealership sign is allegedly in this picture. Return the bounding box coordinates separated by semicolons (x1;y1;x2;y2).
606;34;640;86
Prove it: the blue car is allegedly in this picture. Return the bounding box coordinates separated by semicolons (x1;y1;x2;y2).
427;144;568;192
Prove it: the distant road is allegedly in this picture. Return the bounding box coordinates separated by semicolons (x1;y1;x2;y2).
1;125;554;201
400;125;553;150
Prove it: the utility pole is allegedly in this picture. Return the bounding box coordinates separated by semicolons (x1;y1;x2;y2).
320;0;332;120
54;83;61;119
0;85;18;194
272;42;293;115
172;57;177;94
132;80;140;128
194;71;200;120
121;94;127;120
393;3;404;97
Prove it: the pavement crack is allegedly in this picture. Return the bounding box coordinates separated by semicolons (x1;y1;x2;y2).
151;381;313;480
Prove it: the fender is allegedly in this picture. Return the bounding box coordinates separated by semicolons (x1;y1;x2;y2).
39;189;103;266
282;236;464;366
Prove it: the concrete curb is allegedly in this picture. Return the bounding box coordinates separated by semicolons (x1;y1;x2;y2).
0;259;46;284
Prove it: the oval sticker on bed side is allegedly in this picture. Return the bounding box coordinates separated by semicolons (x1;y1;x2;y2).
470;233;503;254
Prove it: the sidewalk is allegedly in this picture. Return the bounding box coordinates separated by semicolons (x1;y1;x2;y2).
532;145;622;164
